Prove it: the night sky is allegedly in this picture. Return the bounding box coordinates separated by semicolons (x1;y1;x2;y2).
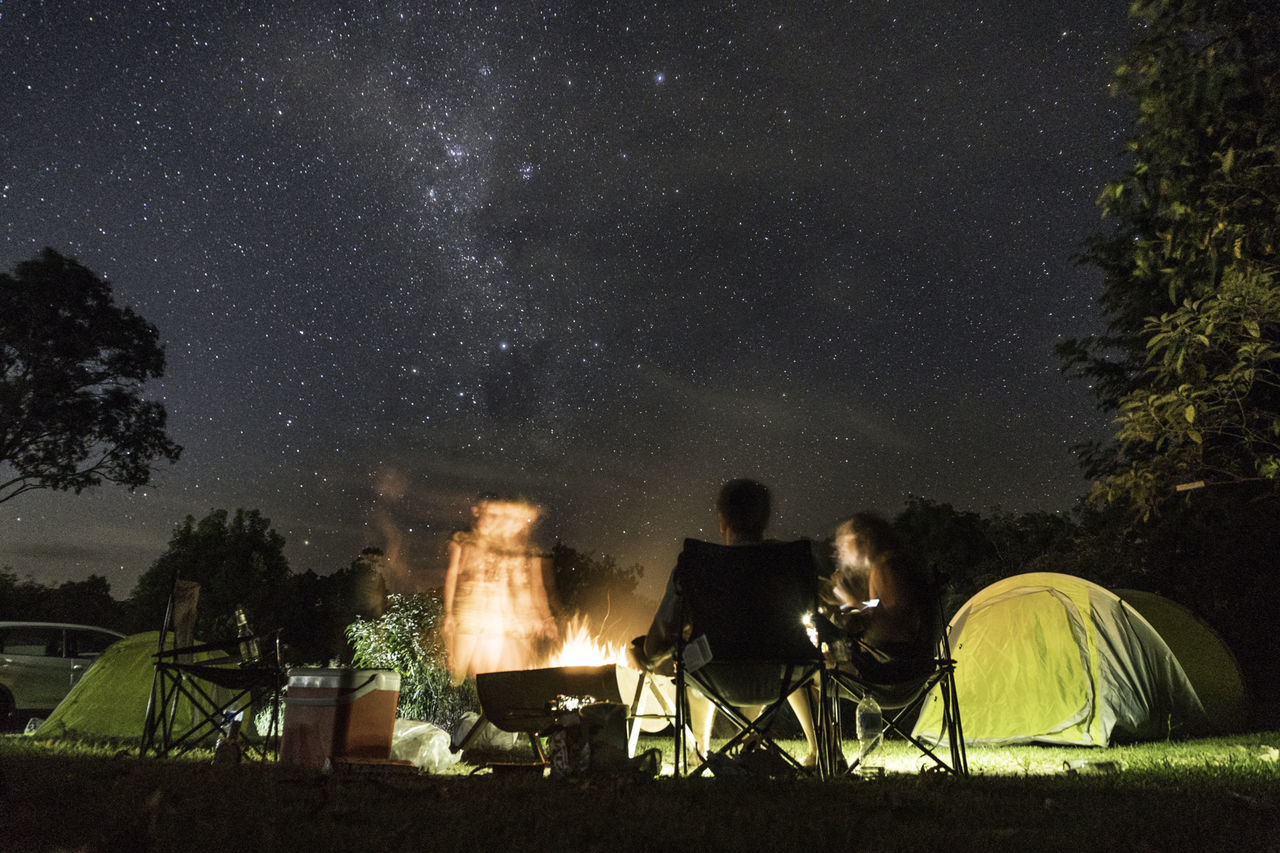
2;1;1129;602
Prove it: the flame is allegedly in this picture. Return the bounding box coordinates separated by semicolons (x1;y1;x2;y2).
545;613;676;736
546;614;624;668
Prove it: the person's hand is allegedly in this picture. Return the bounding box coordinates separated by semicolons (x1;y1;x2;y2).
441;614;456;638
832;582;856;608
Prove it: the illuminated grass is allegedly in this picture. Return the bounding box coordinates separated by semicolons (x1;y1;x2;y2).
634;732;1280;779
3;732;1279;852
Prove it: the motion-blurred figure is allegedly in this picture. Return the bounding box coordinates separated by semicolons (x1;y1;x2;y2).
442;496;557;682
824;511;936;670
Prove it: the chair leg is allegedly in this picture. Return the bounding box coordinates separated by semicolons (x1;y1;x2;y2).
674;668;690;776
940;670;969;776
627;670;682;759
627;671;648;758
816;671;841;778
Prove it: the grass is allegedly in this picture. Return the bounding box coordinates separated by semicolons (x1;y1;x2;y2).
2;732;1278;852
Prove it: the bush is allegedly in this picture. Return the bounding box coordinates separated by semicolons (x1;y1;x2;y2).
345;592;477;731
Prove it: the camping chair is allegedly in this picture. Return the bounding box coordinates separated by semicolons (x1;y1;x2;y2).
668;538;825;777
624;653;693;760
140;577;285;760
818;596;968;777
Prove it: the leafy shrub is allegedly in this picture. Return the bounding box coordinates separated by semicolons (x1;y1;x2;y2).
345;592;477;730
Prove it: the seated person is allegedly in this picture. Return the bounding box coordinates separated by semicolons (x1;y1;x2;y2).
772;512;938;769
628;479;821;764
823;511;937;676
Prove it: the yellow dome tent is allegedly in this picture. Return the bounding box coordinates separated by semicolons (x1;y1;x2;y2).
912;573;1236;747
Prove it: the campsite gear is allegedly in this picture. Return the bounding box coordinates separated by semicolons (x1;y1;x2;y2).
855;694;883;776
140;632;285;760
821;622;968;777
234;608;259;663
668;538;826;778
140;575;285;760
211;713;244;765
818;558;968;778
544;699;629;779
475;665;622;737
1112;588;1249;732
469;664;671;775
279;668;400;769
391;719;461;773
451;711;519;752
911;573;1232;747
33;632;201;742
468;664;623;771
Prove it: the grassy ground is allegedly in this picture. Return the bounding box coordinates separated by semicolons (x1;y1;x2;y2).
2;733;1278;852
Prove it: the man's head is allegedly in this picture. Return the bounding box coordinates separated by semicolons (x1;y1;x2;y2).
715;479;771;543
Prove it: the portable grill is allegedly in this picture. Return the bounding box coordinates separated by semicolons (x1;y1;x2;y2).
475;664;624;733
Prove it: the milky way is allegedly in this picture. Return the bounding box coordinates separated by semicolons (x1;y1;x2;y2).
1;1;1129;598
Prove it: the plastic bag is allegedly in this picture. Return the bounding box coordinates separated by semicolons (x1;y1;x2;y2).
391;719;461;773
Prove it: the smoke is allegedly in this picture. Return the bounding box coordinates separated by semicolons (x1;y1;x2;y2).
370;465;418;593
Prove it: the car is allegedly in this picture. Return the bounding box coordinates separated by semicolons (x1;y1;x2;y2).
0;621;126;731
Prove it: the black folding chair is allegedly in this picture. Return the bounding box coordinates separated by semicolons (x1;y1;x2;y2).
669;538;825;777
819;614;968;777
140;577;284;760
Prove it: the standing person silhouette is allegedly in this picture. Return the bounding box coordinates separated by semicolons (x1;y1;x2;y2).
442;496;557;683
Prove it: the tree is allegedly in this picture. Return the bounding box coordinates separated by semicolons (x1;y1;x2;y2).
0;248;181;503
0;569;46;619
1061;0;1280;516
1104;267;1280;514
127;508;291;639
0;569;126;628
1055;1;1280;719
891;498;996;589
549;542;646;642
890;498;1082;611
280;548;388;663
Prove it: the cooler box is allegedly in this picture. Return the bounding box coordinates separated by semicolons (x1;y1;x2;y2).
280;668;400;769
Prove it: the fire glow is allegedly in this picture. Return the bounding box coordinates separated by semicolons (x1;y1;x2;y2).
545;614;624;668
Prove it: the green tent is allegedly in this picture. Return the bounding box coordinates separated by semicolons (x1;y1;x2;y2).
33;632;206;743
913;573;1226;747
1112;588;1249;732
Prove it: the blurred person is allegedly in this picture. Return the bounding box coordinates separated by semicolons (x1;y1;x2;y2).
442;496;558;683
824;511;937;670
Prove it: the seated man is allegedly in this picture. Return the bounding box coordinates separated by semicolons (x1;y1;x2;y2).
628;479;822;765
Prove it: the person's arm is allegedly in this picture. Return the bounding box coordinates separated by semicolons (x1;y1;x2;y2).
637;572;681;669
859;559;919;647
825;571;874;634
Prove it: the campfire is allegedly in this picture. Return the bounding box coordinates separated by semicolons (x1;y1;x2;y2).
474;614;672;740
544;614;625;668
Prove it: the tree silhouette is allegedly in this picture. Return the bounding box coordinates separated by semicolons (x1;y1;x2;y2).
128;508;290;639
0;248;181;503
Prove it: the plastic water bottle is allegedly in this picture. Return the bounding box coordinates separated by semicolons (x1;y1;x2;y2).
235;607;259;662
212;713;244;766
855;694;884;777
